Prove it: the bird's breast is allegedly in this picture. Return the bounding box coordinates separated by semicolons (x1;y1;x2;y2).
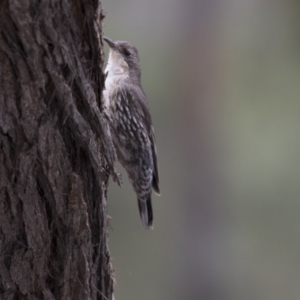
103;76;118;115
103;73;128;120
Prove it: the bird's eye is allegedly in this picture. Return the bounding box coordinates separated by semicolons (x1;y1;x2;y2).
122;48;131;57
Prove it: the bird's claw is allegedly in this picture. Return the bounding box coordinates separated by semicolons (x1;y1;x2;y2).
112;170;122;186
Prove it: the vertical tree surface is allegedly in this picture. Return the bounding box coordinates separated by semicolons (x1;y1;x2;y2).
0;0;116;299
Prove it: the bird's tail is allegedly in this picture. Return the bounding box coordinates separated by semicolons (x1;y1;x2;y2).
138;195;153;229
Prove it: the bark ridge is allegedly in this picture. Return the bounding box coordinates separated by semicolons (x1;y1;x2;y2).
0;0;115;299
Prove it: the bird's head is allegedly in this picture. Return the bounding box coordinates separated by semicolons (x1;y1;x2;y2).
104;37;141;81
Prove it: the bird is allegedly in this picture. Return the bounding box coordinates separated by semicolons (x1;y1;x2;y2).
103;36;160;229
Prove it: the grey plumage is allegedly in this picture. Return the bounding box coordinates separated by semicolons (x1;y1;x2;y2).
103;37;160;228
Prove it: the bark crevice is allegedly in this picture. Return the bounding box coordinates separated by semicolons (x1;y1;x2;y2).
0;0;114;299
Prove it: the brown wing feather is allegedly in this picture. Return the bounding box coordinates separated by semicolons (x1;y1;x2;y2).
149;127;160;195
125;84;160;195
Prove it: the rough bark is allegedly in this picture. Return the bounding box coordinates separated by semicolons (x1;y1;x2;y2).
0;0;116;299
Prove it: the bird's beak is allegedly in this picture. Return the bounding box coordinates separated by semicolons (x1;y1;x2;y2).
103;36;117;50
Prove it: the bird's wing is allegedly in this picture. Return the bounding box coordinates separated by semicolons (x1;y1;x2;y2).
123;84;160;195
149;125;160;195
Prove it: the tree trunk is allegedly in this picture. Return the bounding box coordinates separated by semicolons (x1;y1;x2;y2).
0;0;116;299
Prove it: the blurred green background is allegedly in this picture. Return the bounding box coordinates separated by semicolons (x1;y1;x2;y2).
102;1;300;299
